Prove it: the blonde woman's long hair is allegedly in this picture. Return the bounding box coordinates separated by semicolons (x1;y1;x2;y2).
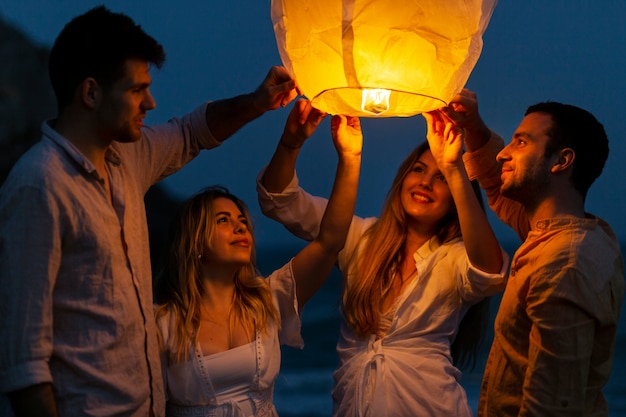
154;186;279;363
343;142;489;369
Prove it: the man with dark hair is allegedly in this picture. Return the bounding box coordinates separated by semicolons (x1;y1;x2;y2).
446;89;624;416
0;6;298;417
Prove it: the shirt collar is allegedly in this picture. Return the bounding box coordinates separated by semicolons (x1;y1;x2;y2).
42;119;122;177
413;234;456;263
533;215;598;232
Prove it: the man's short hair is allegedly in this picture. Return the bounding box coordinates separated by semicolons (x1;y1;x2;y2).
49;6;166;109
525;102;608;199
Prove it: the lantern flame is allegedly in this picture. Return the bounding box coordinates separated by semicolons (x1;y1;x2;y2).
361;88;390;115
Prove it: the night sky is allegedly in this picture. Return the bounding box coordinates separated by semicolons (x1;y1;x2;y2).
2;0;625;249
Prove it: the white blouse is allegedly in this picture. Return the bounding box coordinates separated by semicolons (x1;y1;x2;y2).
157;262;303;417
257;170;509;417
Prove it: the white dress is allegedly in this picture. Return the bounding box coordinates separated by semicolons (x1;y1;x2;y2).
257;170;509;417
157;262;303;417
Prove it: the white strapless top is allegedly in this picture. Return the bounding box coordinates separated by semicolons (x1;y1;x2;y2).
198;341;256;400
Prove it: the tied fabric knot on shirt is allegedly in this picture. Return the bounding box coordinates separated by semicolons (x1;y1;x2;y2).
355;335;387;417
220;400;244;417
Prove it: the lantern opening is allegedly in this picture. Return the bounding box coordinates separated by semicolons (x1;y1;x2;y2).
310;87;447;117
361;88;390;115
272;0;498;118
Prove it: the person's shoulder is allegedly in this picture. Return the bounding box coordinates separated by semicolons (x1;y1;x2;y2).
561;217;620;261
350;215;379;238
264;262;293;291
586;214;621;245
574;219;622;273
2;140;61;189
531;221;622;291
1;142;103;219
264;263;290;282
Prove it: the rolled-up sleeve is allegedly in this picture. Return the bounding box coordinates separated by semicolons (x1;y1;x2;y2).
256;167;327;241
131;102;222;190
0;185;60;393
443;241;508;304
461;252;509;303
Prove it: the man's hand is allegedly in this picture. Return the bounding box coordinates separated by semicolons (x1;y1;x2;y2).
252;66;300;112
441;88;490;151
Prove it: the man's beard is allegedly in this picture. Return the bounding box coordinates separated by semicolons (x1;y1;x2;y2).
500;171;549;206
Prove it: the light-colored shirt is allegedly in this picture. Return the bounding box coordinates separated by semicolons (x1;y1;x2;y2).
0;103;220;417
463;133;625;416
257;171;508;417
157;262;303;417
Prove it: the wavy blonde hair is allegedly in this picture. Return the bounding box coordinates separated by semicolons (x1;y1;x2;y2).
154;186;279;362
343;142;490;369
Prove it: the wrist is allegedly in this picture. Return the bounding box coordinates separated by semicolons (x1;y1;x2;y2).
440;160;464;176
337;149;363;160
279;135;302;150
247;90;267;116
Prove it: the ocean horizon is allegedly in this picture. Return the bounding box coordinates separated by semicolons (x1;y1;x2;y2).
257;240;626;417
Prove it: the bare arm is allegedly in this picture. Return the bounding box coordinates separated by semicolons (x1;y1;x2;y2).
291;115;362;307
8;383;59;417
261;98;326;193
424;111;503;274
206;66;299;142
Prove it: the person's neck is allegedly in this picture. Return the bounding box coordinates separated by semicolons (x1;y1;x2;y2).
201;262;238;289
404;227;433;258
526;190;585;229
54;113;111;175
201;276;236;311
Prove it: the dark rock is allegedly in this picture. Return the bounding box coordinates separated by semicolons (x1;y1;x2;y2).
0;18;55;185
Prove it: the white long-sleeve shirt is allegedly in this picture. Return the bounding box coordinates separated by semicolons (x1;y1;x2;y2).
0;104;219;416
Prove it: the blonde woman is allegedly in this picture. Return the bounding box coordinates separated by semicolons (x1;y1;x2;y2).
257;110;509;416
154;99;361;416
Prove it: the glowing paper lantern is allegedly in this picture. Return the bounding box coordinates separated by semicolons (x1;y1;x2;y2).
271;0;497;117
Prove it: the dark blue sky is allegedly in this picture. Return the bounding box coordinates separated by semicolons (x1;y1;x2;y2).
3;1;625;249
